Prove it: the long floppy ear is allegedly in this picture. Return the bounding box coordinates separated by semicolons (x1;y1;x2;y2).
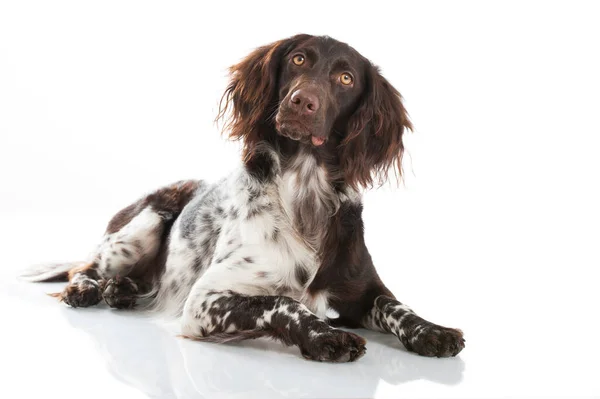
340;64;413;189
218;34;311;158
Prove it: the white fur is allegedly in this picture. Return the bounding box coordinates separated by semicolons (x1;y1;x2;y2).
301;290;330;319
97;207;163;277
18;261;85;282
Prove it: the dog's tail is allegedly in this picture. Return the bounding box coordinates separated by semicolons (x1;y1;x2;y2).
19;261;85;282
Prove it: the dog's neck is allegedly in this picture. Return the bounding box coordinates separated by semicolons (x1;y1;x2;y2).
245;128;346;250
277;145;337;250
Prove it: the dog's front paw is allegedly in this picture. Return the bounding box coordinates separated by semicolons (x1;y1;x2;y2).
301;329;366;362
103;276;138;309
401;324;465;358
54;279;103;308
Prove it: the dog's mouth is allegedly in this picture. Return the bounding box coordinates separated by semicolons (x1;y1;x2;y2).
275;116;327;147
310;136;325;146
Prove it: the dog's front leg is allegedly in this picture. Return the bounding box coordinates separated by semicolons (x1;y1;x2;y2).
318;200;465;358
361;294;465;357
181;288;366;362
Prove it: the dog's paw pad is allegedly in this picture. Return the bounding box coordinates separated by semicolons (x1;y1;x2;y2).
402;325;465;357
56;280;102;308
301;329;366;362
103;276;138;309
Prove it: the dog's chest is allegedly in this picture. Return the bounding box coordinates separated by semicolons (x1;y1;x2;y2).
215;158;334;303
278;151;336;246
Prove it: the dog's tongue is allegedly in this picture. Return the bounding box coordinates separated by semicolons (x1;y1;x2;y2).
311;136;325;146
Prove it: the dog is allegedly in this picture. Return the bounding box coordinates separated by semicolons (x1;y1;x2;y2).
22;34;465;362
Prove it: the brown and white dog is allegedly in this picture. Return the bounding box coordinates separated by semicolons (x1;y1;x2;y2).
22;34;465;362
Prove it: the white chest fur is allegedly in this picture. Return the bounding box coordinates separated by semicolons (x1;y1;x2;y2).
278;151;339;248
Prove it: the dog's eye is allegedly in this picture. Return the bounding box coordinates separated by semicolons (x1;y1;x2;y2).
292;54;305;66
340;72;354;85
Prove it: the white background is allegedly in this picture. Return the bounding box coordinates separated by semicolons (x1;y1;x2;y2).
1;1;599;398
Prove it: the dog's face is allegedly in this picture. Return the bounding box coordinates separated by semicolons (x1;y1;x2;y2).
275;37;366;146
220;34;412;188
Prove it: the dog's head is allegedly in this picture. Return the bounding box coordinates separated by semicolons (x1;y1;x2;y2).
219;34;412;188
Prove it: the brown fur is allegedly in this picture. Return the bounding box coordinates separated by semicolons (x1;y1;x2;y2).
217;35;312;160
218;34;412;190
342;66;413;189
107;180;202;234
67;262;97;281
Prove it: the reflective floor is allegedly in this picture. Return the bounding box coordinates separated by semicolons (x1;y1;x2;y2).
2;210;598;399
4;279;468;399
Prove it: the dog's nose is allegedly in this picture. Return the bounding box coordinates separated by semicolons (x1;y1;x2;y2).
290;89;320;115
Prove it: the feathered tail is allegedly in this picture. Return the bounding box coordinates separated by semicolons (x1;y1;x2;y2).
19;261;86;282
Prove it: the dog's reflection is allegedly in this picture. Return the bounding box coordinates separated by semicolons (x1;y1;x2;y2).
60;307;464;399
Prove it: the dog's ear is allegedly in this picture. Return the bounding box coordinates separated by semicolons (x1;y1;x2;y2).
218;34;310;158
340;64;413;189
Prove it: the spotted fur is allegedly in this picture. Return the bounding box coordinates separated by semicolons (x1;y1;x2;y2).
180;290;366;362
23;34;465;362
362;296;465;357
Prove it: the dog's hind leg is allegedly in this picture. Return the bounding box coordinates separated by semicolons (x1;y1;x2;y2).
50;207;167;308
40;180;204;308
